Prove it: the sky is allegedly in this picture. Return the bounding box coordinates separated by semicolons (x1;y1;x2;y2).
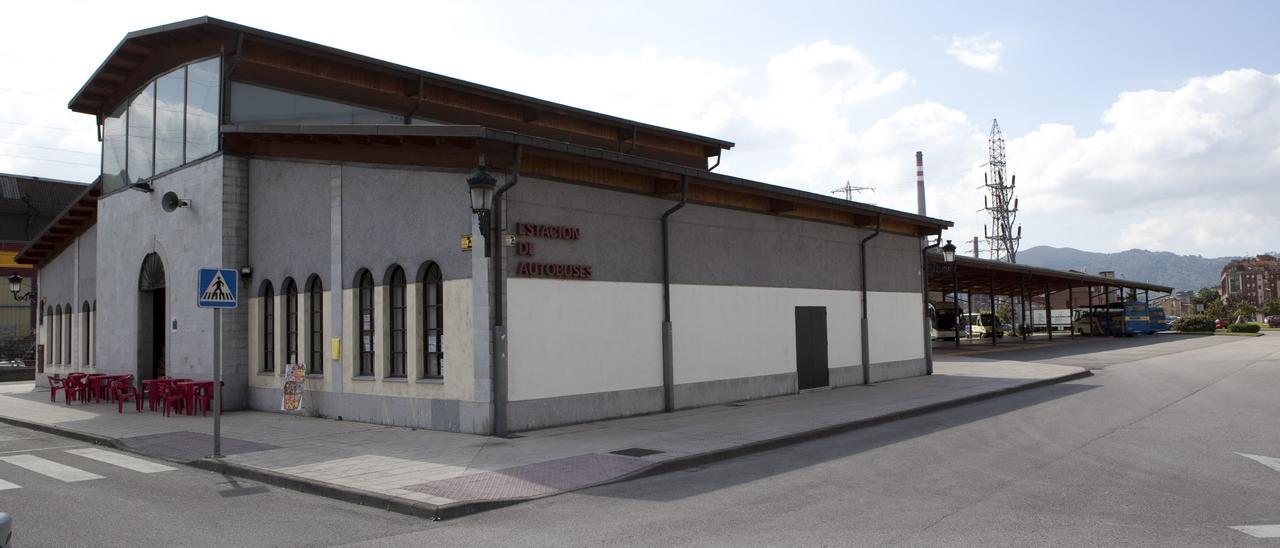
2;0;1278;258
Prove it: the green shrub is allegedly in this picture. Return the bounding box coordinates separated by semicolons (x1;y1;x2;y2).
1172;315;1215;332
1228;323;1261;333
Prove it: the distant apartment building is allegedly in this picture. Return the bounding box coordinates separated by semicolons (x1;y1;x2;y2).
1220;255;1280;307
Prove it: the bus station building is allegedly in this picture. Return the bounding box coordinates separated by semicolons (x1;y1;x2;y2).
22;17;952;434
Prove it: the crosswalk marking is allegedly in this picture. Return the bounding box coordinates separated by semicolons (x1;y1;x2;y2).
0;454;103;482
64;448;175;474
0;478;19;490
1230;525;1280;538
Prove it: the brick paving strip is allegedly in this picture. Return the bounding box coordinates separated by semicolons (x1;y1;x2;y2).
0;360;1089;520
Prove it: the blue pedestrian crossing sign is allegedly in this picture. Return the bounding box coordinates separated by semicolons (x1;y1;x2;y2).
198;268;238;309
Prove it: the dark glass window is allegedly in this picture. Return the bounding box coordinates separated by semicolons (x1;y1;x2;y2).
101;56;220;194
53;305;61;364
127;82;155;183
154;67;185;173
388;267;406;378
185;57;220;160
308;277;324;375
358;271;375;377
44;306;53;368
102;105;127;193
262;282;275;372
82;302;91;366
228;82;405;125
423;263;443;379
285;279;298;364
63;304;71;365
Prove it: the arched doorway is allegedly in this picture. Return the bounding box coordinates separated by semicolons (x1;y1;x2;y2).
138;252;166;380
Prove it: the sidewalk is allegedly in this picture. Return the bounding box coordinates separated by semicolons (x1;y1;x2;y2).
0;359;1088;520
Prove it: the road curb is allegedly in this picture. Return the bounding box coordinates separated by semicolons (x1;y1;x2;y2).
0;368;1090;521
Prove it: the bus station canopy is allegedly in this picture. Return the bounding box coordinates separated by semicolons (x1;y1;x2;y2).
926;252;1173;297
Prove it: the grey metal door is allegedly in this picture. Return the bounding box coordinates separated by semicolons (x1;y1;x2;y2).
795;306;829;390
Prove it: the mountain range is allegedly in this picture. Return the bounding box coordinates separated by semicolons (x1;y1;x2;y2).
1015;246;1253;294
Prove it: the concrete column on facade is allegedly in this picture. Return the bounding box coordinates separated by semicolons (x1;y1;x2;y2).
470;210;493;431
328;164;344;393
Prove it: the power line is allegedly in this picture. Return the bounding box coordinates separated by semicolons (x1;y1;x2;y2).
0;120;94;133
0;153;98;168
0;141;97;156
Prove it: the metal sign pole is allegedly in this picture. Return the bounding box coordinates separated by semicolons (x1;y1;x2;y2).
213;307;222;458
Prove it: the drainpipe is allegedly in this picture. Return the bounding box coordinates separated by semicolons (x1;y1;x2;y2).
860;214;882;385
920;236;940;375
491;144;523;436
660;174;689;412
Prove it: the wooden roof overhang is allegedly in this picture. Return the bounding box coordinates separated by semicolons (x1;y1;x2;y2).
222;124;952;237
16;179;101;267
926;253;1174;296
69;17;731;169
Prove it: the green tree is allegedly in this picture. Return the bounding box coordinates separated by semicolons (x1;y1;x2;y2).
1235;301;1258;320
995;301;1013;325
1193;288;1221;307
1205;300;1227;320
1264;299;1280;317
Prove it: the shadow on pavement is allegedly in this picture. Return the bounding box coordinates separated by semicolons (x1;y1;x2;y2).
592;381;1098;503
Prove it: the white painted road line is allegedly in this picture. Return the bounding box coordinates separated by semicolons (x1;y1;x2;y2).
0;478;19;490
1230;525;1280;538
0;454;103;482
65;448;176;473
1237;452;1280;474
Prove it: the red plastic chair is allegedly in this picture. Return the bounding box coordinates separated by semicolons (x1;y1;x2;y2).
160;384;187;417
62;375;87;405
113;379;141;413
191;382;224;416
47;376;66;403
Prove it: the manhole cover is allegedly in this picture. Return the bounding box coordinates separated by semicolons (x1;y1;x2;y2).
609;447;664;457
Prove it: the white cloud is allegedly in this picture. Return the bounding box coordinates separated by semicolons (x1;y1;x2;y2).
946;33;1003;71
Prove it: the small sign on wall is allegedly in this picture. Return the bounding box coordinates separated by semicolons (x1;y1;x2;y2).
460;234;473;252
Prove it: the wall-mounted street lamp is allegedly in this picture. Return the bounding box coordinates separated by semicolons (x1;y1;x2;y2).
467;160;498;258
7;274;33;301
942;239;957;263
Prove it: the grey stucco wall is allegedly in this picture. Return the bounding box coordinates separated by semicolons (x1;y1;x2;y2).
503;177;923;292
340;164;473;287
76;225;97;303
247;159;331;290
94;154;250;408
38;239;76;311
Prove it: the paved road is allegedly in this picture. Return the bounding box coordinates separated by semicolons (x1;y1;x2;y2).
351;334;1280;546
0;423;424;547
5;333;1278;546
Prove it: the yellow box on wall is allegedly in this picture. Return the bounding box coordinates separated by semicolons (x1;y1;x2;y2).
331;337;341;360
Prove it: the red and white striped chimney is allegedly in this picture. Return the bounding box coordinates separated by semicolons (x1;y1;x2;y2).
915;151;926;216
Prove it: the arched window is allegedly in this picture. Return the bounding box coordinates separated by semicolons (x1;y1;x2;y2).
63;304;71;365
82;301;91;367
44;306;53;368
284;278;298;364
262;282;275;372
387;266;406;378
357;270;375;377
422;263;444;379
53;305;62;364
307;276;324;375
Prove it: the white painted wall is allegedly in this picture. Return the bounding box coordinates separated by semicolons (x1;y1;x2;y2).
867;291;926;363
507;278;663;401
507;279;928;401
671;284;861;385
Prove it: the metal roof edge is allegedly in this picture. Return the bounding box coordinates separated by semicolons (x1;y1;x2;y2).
73;17;735;150
222;123;953;230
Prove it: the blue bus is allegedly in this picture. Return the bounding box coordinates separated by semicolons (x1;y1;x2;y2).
1074;301;1150;336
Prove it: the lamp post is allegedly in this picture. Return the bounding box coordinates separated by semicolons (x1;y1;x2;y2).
467;163;497;258
941;240;959;346
7;274;33;301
